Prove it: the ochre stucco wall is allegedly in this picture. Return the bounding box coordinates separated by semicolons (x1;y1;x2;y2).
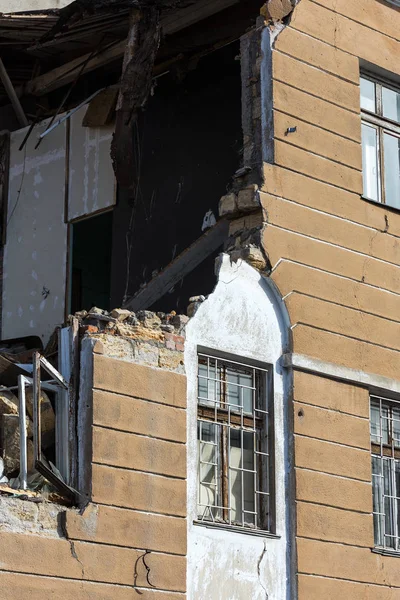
0;347;187;599
262;0;400;597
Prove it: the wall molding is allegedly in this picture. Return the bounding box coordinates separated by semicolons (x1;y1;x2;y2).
282;352;400;396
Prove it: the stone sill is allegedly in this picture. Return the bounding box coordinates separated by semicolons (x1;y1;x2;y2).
372;546;400;558
193;520;281;539
361;195;400;215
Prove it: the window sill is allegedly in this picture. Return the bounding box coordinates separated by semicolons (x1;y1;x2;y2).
372;546;400;558
361;195;400;214
193;520;281;539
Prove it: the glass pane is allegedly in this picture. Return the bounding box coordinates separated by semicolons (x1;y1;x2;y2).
383;86;400;123
370;402;381;444
383;133;400;209
226;367;253;413
360;77;376;112
229;430;255;525
362;124;380;201
198;358;217;405
198;422;221;520
372;456;384;546
392;407;400;448
229;429;242;523
383;458;396;549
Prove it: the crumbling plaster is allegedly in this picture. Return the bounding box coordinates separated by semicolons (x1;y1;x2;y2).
185;254;293;600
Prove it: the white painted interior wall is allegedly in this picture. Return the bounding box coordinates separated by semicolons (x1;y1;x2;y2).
68;106;115;221
2;106;116;343
185;255;292;600
0;1;73;12
3;118;68;344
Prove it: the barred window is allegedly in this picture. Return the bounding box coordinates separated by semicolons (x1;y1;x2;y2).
371;395;400;551
360;75;400;209
197;353;272;531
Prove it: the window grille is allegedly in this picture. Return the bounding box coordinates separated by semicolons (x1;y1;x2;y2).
197;353;271;531
360;74;400;209
371;395;400;551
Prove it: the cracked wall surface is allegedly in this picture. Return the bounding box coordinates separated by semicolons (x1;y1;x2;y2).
0;333;187;599
258;0;400;598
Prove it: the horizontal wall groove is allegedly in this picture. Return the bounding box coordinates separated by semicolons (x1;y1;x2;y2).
273;259;400;302
295;463;370;483
274;136;362;174
91;460;186;481
294;399;370;420
0;568;185;594
294;432;370;452
309;0;400;44
273;48;359;85
296;466;372;485
296;497;372;516
272;100;360;143
292;321;400;355
93;423;186;445
296;534;371;550
66;536;187;557
0;567;184;594
267;224;400;272
273;76;361;117
298;570;400;589
93;501;187;520
264;191;382;235
92;386;186;410
285;290;400;327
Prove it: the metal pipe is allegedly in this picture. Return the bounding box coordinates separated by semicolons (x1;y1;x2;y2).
38;88;103;140
0;58;28;128
18;375;28;490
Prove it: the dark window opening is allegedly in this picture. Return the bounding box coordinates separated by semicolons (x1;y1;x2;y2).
70;211;113;314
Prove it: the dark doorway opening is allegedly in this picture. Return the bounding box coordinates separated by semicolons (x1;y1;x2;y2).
70;211;113;314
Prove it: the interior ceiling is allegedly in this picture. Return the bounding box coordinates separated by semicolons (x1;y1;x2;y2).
0;0;262;112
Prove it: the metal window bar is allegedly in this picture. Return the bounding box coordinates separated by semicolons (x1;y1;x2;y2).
197;354;270;531
371;394;400;551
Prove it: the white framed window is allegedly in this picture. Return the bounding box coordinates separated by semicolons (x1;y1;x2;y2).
361;74;400;209
371;395;400;551
196;353;273;532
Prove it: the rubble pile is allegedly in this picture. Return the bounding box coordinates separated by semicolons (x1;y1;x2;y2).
0;336;57;496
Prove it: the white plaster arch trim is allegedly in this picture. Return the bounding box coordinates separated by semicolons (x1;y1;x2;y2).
185;254;293;600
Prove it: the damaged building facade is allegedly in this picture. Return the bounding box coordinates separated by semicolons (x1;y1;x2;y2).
0;0;399;598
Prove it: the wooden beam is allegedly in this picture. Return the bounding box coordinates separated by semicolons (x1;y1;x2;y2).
23;0;239;97
25;39;126;96
0;59;28;126
123;218;229;312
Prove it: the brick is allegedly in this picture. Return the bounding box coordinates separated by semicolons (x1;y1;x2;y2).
296;469;372;513
293;371;369;418
92;464;186;516
298;574;399;600
93;426;186;478
0;571;185;600
93;355;187;408
93;389;186;442
294;435;371;482
273;110;361;170
273;51;359;112
274;141;362;193
65;503;187;555
219;192;237;216
273;80;361;142
298;538;400;588
297;501;373;546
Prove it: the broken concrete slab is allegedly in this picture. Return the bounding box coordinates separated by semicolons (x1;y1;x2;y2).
219;192;238;217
